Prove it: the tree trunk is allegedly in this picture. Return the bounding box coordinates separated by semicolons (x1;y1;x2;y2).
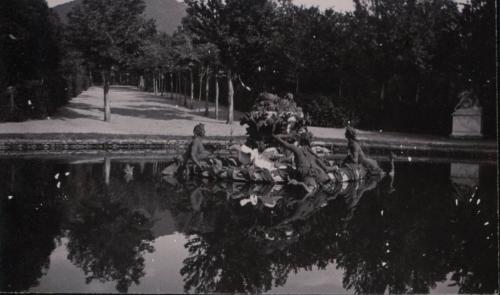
172;73;176;96
159;73;162;96
183;75;188;107
205;67;210;116
8;91;15;113
158;74;161;95
177;72;181;102
161;73;165;96
227;70;234;124
89;70;93;86
153;73;157;95
102;71;111;122
198;68;204;111
190;69;194;108
156;72;159;95
170;73;173;99
215;75;220;120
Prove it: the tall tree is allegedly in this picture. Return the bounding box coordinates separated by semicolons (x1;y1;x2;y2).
457;0;496;135
0;0;73;120
183;0;278;124
66;0;155;121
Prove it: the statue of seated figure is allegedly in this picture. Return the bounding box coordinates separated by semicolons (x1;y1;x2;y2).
342;126;383;174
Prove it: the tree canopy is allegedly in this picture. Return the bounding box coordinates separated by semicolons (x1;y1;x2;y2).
3;0;495;136
66;0;156;121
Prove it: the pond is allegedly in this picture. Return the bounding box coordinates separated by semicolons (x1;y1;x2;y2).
0;155;497;294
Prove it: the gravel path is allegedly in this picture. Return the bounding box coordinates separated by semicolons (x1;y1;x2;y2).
0;86;246;136
0;86;496;153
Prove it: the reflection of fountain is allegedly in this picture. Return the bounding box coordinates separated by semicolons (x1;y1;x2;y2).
1;158;497;293
158;173;385;293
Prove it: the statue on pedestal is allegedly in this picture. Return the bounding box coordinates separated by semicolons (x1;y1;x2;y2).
451;90;483;138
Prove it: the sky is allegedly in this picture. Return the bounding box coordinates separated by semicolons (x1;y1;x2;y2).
46;0;355;11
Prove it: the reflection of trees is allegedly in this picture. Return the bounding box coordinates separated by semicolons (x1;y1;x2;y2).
181;231;278;293
66;197;154;293
64;161;158;293
0;160;66;292
447;164;498;293
1;158;496;293
163;162;497;294
166;180;355;293
167;182;267;293
336;163;497;293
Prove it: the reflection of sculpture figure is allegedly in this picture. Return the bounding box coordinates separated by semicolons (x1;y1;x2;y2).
124;164;134;183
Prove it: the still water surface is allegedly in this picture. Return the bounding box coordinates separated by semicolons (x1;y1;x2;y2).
0;156;497;293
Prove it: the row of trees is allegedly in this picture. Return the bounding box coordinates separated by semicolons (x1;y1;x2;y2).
0;0;89;122
178;0;496;135
65;0;232;122
73;0;494;135
3;0;494;135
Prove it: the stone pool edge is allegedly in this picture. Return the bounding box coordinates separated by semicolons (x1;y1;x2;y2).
0;136;496;160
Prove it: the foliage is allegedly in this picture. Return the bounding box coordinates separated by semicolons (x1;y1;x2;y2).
66;0;156;70
181;0;495;136
183;0;277;75
183;0;280;123
3;0;495;135
297;94;360;128
66;0;156;120
0;0;86;121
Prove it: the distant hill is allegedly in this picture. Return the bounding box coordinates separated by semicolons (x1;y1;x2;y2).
52;0;187;34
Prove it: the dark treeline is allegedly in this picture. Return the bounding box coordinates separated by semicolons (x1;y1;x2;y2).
1;0;496;136
0;0;90;122
178;0;496;136
109;0;497;136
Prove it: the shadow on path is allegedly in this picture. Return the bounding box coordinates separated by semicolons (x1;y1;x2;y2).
129;90;244;118
52;86;244;124
57;107;102;121
110;107;188;121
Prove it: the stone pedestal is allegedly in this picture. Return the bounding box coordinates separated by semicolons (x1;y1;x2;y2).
451;107;483;138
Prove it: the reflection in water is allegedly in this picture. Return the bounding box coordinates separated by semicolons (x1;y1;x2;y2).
0;157;497;293
65;190;154;292
0;161;66;292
